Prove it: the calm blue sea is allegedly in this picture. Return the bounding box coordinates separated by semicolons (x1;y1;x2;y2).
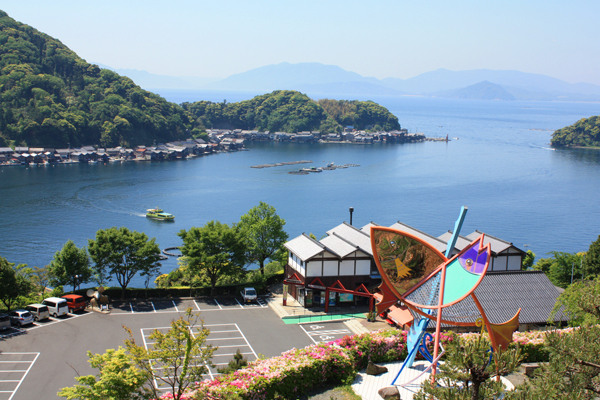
2;93;600;288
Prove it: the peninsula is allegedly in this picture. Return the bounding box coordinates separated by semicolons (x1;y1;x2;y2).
0;10;403;152
551;115;600;148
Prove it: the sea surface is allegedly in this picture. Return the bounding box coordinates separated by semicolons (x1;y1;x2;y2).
2;93;600;289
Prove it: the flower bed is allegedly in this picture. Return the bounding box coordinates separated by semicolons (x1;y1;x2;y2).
178;326;576;399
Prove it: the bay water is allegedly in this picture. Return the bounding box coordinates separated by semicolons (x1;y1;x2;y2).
2;94;599;288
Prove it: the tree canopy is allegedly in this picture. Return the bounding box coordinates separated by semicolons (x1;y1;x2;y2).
238;202;288;276
551;116;600;148
178;221;247;295
0;256;32;311
48;240;92;291
0;10;192;148
181;90;400;133
87;227;162;299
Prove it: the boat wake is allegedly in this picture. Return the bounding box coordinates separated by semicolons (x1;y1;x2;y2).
529;144;556;151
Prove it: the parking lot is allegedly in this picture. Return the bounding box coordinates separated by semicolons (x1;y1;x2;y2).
1;295;362;400
0;311;92;339
110;297;268;315
0;353;39;400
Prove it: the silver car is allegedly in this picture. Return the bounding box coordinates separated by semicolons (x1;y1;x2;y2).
9;310;34;327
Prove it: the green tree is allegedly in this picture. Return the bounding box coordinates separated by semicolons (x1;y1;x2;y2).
178;221;247;296
88;227;162;299
57;347;148;400
238;202;288;276
532;257;553;275
415;332;522;400
0;256;32;311
547;251;585;288
124;309;216;400
583;234;600;278
505;325;600;399
522;250;535;270
550;276;600;327
48;240;92;291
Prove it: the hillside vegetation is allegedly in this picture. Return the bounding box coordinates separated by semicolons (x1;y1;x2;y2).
551;116;600;148
0;10;399;148
0;10;193;148
182;92;400;133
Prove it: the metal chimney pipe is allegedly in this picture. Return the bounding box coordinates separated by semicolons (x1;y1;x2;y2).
349;207;354;225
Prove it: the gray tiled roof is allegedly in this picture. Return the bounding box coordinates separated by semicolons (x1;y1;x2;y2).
474;270;565;324
437;231;472;253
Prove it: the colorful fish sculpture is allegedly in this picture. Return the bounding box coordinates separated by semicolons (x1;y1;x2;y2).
371;226;520;352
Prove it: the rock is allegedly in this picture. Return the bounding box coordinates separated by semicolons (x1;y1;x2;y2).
366;361;388;375
378;386;400;399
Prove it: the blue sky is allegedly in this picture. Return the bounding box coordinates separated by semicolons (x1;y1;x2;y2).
3;1;600;84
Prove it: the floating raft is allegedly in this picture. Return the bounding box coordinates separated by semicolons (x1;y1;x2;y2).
251;160;312;169
288;163;360;174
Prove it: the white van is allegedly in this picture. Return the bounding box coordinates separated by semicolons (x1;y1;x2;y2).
42;297;69;317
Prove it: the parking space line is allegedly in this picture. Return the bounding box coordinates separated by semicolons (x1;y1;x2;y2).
193;300;201;311
151;302;157;313
213;299;223;309
172;301;179;312
0;352;39;400
234;298;244;308
129;303;134;313
235;323;258;359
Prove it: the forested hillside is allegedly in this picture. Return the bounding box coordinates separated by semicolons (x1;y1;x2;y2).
551;116;600;148
0;10;192;148
0;10;400;148
317;99;400;131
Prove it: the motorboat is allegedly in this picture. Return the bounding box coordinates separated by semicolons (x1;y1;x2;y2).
146;208;175;221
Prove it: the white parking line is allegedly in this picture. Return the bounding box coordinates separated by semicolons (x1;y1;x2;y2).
234;298;244;308
0;352;39;400
172;301;179;312
213;299;223;310
151;302;157;313
193;300;201;311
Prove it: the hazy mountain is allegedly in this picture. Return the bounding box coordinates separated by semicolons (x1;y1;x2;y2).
382;68;600;97
204;62;380;92
434;81;516;101
95;64;219;90
99;61;600;102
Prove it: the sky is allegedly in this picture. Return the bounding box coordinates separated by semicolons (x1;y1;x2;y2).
2;0;600;85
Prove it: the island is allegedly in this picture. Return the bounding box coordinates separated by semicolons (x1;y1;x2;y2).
551;116;600;148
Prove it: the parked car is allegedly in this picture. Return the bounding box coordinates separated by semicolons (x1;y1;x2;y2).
61;294;87;313
9;310;34;327
0;313;10;330
42;297;69;317
25;304;50;321
240;287;257;303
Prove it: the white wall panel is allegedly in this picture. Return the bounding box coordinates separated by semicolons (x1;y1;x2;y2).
323;261;338;276
306;261;322;277
356;260;371;275
507;256;521;270
339;260;354;276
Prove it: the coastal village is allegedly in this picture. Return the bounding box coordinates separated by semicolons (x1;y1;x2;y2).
0;128;424;165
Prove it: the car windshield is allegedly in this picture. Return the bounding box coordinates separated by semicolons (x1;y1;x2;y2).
21;312;32;318
246;289;256;295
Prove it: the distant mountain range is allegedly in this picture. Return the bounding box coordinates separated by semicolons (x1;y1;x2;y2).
102;62;600;102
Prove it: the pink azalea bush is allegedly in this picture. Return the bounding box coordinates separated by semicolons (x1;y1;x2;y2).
160;326;578;399
193;344;354;399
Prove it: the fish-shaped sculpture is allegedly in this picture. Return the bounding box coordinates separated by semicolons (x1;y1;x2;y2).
371;226;520;352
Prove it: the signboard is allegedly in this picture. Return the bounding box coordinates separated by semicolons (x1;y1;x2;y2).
308;284;326;290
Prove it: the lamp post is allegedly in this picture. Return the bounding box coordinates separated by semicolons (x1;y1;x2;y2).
349;207;354;226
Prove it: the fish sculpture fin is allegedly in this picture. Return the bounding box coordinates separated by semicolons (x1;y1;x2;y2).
488;308;521;352
374;281;400;314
